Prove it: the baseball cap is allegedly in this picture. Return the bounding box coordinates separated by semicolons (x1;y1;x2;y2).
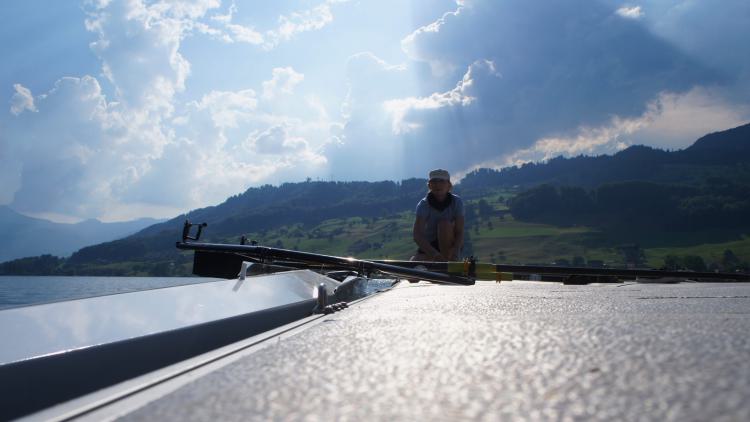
428;169;450;182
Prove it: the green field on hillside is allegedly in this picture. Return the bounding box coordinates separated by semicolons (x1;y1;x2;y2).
8;189;748;276
235;192;750;270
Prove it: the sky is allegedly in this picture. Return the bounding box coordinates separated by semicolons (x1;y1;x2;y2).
1;0;749;223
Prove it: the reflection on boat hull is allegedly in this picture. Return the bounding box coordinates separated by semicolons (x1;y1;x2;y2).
0;269;351;420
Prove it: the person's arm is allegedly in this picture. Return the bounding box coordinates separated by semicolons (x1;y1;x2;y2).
413;216;440;260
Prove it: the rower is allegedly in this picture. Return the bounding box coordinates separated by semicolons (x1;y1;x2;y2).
411;169;465;262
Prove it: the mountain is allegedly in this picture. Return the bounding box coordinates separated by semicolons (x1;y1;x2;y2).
66;179;429;265
459;122;750;191
0;207;164;262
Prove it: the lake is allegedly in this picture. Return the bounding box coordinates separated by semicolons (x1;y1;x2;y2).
0;275;394;310
0;276;216;310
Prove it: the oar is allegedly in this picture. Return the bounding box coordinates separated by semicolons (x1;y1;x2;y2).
374;259;750;282
177;242;475;285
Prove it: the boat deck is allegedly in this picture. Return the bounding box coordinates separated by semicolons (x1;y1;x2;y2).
41;280;750;421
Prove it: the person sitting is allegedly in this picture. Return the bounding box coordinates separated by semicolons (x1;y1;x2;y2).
411;169;465;262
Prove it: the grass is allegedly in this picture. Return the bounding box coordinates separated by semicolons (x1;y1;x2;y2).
235;189;750;269
74;188;748;276
645;235;750;268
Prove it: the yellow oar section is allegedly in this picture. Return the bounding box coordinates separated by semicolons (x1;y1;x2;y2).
446;262;513;282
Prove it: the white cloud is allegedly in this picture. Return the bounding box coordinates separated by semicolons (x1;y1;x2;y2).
199;0;347;50
274;3;333;42
501;118;643;167
0;1;335;221
194;89;258;128
492;87;750;168
383;60;491;134
262;67;305;99
246;125;309;155
0;75;165;218
10;84;37;115
226;22;264;44
401;7;463;76
616;6;644;19
84;0;199;112
628;87;750;148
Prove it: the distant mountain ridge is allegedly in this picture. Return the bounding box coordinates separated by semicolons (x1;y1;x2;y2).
67;179;429;265
459;122;750;191
0;207;164;262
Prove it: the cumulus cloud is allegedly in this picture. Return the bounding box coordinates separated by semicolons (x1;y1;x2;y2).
273;3;334;43
262;67;304;99
2;75;150;217
401;7;464;76
246;125;311;155
1;0;334;221
497;87;750;167
83;0;214;111
10;84;37;115
194;89;258;128
383;59;496;134
199;0;347;50
616;6;644;19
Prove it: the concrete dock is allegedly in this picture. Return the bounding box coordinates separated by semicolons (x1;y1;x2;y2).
42;280;750;421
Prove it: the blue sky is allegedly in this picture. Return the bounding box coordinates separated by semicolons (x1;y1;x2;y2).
1;0;749;222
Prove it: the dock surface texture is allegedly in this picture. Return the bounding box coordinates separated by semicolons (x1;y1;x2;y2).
114;281;749;421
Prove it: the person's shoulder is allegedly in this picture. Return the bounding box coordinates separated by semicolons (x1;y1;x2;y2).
450;193;464;214
416;197;429;214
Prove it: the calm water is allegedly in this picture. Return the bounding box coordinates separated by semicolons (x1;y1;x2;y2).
0;276;215;310
0;276;394;310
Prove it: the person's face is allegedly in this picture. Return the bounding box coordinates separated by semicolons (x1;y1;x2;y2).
428;179;451;197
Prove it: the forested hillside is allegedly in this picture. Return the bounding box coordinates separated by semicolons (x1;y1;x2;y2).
509;180;750;231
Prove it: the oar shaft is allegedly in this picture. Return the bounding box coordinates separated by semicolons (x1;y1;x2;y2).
374;259;750;282
177;242;474;285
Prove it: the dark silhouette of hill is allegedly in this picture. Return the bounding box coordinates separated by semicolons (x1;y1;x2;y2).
678;122;750;164
65;179;429;266
460;122;750;190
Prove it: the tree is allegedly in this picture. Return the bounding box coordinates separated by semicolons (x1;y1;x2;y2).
478;199;493;219
683;255;707;272
722;249;740;271
664;255;681;270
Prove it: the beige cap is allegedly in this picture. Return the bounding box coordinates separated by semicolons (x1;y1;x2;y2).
428;169;450;182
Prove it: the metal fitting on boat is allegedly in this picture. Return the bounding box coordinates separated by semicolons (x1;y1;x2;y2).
313;283;328;314
238;261;254;280
322;301;348;314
